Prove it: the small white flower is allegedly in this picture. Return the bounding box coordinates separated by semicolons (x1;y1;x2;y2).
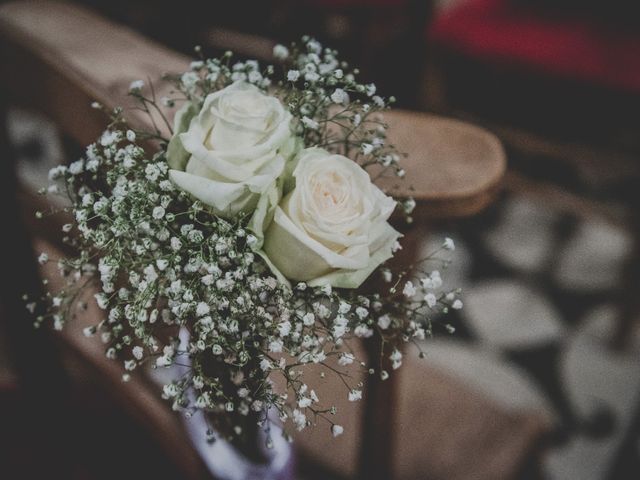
94;293;108;310
452;299;463;310
181;71;199;90
68;160;84;175
421;271;442;289
302;312;315;326
348;389;362;402
132;346;144;360
372;95;385;107
143;264;158;283
126;130;136;142
82;326;96;337
37;252;49;265
278;321;292;337
338;301;351;314
361;143;374;155
145;164;160;181
81;193;93;207
365;83;377;97
287;69;300;82
306;39;322;53
304;70;320;82
152;206;165;219
390;349;403;370
163;383;178;398
338;353;354;366
330;88;348;104
354;325;373;338
301;116;319;130
355;306;368;319
260;358;272;371
403;198;416;214
443;237;455;251
402;281;417;298
424;293;437;308
292;409;306;431
273;44;289;60
170;237;182;251
269;339;283;353
211;344;223;355
248;70;262;84
129;79;145;92
196;302;210;317
100;130;119;146
193;376;204;389
377;314;391;330
331;424;344;437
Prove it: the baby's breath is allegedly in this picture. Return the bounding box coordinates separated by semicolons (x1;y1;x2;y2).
30;37;459;446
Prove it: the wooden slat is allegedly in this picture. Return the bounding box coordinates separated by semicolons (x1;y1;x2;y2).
0;0;505;219
0;0;189;145
381;110;506;218
35;238;211;479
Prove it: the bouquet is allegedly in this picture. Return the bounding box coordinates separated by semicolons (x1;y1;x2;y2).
31;37;460;461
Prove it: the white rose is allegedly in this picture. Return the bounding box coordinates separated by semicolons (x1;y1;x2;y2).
167;81;297;222
262;148;400;288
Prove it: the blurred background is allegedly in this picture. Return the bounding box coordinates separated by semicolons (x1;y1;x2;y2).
1;0;639;478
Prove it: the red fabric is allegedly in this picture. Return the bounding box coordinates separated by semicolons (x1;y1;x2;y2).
429;0;640;93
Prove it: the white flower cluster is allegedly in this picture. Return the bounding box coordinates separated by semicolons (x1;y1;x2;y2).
32;38;460;447
274;37;405;182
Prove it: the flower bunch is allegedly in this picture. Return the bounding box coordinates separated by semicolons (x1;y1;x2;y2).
32;38;460;447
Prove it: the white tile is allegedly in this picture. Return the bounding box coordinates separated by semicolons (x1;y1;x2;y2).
484;196;559;272
554;220;632;292
462;279;565;349
544;306;640;480
7;108;65;196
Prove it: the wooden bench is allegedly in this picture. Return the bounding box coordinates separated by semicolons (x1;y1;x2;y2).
0;2;547;479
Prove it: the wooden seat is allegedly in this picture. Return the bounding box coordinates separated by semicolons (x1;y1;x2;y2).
0;2;537;480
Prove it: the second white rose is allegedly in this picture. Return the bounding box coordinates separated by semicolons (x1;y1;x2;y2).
262;148;400;288
167;81;296;219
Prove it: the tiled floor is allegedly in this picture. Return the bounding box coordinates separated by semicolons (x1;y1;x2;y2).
424;189;640;479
